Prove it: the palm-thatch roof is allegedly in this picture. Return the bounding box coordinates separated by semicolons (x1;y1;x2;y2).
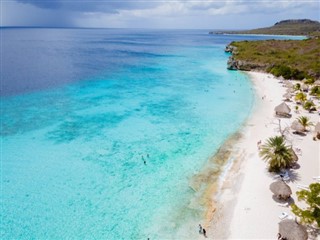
301;84;309;92
288;148;298;162
283;93;292;100
286;88;295;94
291;120;305;133
315;122;320;133
278;219;308;240
285;81;294;88
314;80;320;86
275;102;291;117
270;180;292;200
314;122;320;140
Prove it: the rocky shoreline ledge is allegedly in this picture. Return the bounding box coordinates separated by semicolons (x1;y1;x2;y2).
225;44;268;71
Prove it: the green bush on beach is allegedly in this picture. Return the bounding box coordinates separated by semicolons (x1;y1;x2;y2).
310;86;320;98
295;92;307;103
303;101;316;112
268;65;307;80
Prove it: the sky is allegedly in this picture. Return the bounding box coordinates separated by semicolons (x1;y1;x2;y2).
1;0;320;29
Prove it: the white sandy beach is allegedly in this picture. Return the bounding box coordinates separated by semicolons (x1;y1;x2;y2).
207;72;320;239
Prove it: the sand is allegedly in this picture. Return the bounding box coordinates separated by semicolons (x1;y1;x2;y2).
206;72;320;239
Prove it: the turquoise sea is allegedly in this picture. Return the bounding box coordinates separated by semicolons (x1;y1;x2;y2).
1;29;300;239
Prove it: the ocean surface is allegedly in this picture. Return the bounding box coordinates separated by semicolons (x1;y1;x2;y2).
1;29;301;239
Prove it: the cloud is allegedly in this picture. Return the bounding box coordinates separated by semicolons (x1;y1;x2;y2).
2;0;320;28
16;0;159;13
17;0;62;9
2;1;76;27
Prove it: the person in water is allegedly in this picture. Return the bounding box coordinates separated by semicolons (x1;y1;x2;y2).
142;156;146;165
203;228;207;238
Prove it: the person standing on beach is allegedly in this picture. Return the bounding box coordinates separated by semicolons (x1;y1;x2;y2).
198;224;202;234
203;228;207;238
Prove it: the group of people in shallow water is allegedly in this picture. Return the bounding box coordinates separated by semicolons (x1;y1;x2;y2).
199;224;207;238
141;154;149;165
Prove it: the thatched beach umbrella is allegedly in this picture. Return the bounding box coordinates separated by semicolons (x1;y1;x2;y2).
301;84;309;92
315;122;320;133
288;148;298;162
314;80;320;86
286;88;295;94
291;120;305;133
314;122;320;140
275;102;291;117
283;93;292;101
270;180;292;200
285;81;294;88
278;219;308;240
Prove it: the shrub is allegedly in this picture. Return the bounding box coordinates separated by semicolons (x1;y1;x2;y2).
294;83;301;91
291;69;307;80
304;78;315;84
304;101;316;111
295;92;307;103
269;65;292;79
268;65;308;80
310;85;320;96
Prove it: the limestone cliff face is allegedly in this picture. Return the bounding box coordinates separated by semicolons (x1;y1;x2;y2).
226;56;267;71
225;43;268;71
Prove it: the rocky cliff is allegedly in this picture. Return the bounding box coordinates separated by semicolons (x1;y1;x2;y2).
224;38;320;80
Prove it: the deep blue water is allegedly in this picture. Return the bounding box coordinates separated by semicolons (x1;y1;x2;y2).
1;28;300;239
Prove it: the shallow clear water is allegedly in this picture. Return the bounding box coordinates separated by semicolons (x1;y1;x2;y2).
1;29;297;239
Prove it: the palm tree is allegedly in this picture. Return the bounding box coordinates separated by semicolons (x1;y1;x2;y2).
259;136;294;172
303;100;316;112
297;116;314;132
294;92;307;104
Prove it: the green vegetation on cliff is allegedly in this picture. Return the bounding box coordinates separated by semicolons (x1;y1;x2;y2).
228;38;320;79
212;19;320;36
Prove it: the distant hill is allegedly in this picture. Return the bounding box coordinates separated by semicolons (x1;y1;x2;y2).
211;19;320;36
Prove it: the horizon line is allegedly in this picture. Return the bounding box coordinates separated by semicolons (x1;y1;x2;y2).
0;26;248;31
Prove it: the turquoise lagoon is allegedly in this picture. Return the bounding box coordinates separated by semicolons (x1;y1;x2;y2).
1;29;295;239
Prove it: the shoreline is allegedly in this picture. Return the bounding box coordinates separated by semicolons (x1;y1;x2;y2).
205;71;319;239
176;71;257;239
206;71;269;238
210;32;307;38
